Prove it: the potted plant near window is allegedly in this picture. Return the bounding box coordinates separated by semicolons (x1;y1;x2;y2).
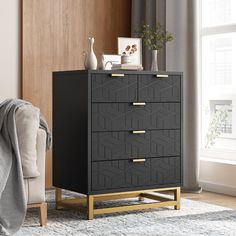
137;23;173;71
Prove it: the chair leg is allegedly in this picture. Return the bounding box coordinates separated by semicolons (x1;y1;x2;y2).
39;202;47;226
27;202;47;226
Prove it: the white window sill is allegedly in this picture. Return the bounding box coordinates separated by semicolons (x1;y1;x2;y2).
200;157;236;165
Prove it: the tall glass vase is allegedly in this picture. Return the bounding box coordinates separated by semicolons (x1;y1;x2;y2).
151;50;158;71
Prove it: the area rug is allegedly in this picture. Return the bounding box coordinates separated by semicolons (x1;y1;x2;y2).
17;190;236;236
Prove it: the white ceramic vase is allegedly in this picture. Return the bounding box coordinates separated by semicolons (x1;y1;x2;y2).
84;37;97;70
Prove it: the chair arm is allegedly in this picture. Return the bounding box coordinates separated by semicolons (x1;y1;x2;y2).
25;128;46;204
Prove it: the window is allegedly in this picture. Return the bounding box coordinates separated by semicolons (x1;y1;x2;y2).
200;0;236;160
202;0;236;27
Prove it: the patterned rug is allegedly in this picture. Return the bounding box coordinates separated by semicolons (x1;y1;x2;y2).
17;190;236;236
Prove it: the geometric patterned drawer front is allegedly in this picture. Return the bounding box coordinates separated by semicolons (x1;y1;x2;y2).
91;156;181;191
139;75;181;102
92;159;151;191
92;130;181;161
150;156;181;185
92;74;137;102
92;103;181;131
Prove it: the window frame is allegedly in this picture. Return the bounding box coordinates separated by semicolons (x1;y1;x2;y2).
200;0;236;161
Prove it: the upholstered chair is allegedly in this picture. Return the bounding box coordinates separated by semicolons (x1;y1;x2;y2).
15;105;48;226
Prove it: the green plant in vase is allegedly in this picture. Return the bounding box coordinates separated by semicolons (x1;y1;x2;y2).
137;23;173;71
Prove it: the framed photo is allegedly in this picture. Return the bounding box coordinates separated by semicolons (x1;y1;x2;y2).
118;37;142;65
102;54;121;70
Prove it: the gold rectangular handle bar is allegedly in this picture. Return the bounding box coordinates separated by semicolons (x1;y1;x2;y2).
131;158;146;163
111;73;125;77
132;130;146;134
156;74;169;78
132;102;146;106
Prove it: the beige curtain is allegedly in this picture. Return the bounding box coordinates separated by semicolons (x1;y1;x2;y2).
166;0;201;192
132;0;202;192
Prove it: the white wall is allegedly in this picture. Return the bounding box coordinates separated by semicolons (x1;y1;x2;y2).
199;160;236;196
0;0;20;100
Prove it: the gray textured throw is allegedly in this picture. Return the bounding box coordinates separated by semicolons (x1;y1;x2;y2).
0;99;51;235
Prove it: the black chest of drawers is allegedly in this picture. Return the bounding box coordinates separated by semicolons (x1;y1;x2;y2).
53;70;183;195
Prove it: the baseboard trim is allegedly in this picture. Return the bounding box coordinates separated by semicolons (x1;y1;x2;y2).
199;181;236;196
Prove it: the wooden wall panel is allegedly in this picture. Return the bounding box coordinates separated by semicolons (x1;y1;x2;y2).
22;0;131;188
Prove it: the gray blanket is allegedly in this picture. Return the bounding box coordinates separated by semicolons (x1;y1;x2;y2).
0;99;51;235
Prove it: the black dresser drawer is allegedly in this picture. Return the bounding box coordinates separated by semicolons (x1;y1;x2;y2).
92;156;181;191
139;74;181;102
92;73;137;102
92;159;151;191
92;103;180;131
150;156;181;185
92;130;180;161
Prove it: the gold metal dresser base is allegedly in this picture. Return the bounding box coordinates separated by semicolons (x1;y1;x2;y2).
55;187;181;220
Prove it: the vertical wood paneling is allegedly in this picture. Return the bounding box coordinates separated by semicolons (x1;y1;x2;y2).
22;0;131;188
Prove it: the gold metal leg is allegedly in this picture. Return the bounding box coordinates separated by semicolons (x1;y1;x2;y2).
55;187;181;219
138;193;144;201
56;188;63;209
87;195;94;220
174;187;181;210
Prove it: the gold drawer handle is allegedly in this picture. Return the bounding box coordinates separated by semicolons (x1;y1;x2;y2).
111;73;125;77
132;130;146;134
132;102;146;106
156;74;168;78
132;158;146;163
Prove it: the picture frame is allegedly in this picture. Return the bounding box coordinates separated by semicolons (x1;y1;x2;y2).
118;37;142;65
102;54;121;70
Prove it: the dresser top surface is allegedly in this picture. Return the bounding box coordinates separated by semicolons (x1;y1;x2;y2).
53;69;183;76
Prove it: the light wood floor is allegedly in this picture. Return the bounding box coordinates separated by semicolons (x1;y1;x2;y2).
182;191;236;209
